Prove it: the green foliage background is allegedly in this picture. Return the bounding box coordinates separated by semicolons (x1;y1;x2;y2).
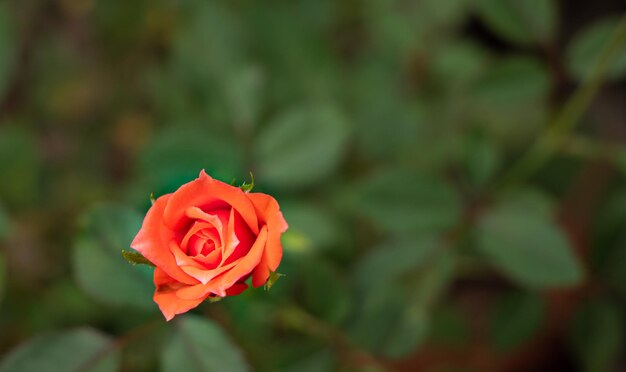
0;0;625;371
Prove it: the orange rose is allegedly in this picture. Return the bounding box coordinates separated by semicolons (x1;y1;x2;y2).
131;170;288;320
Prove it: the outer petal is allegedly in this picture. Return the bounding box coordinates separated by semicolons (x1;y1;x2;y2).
163;170;259;235
131;194;197;285
225;282;248;296
247;193;288;287
153;268;205;321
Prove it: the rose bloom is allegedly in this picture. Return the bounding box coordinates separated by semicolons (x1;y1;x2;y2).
131;170;288;320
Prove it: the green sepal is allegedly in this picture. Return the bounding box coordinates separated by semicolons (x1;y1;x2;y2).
121;250;155;267
239;171;255;193
207;296;223;303
149;193;156;205
264;271;285;291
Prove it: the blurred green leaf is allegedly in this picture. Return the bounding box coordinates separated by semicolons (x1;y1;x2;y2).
281;202;342;255
475;0;557;45
570;300;624;372
0;202;10;241
471;56;550;142
353;236;439;291
121;250;155;267
592;190;626;296
221;298;275;365
162;315;248;372
254;104;350;189
431;39;490;88
350;60;426;162
225;65;264;133
173;0;246;83
566;16;626;81
350;237;453;358
0;252;5;304
365;0;468;59
0;126;40;208
249;1;340;103
136;127;243;197
476;193;583;288
0;328;119;372
301;259;351;325
73;204;154;310
461;133;501;189
0;3;16;99
281;349;335;372
489;291;545;352
264;271;285;291
495;188;555;218
351;169;461;233
429;304;469;346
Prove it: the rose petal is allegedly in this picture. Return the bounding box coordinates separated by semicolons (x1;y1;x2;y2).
188;236;208;257
163;170;259;235
210;226;268;296
193;249;222;268
248;193;288;287
225;282;248;296
180;221;218;253
170;241;206;269
131;194;197;285
153;268;204;321
186;207;227;235
219;208;240;266
182;257;244;286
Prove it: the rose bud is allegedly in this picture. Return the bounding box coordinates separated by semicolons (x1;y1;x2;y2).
131;170;288;320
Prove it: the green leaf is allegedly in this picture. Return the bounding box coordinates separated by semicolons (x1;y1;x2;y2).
254;104;350;189
461;133;501;188
207;296;223;303
384;251;455;358
264;271;285;291
0;3;17;99
431;39;490;88
172;0;247;83
72;204;155;310
476;192;583;288
351;169;461;233
429;304;470;346
121;250;155;267
281;349;335;372
0;203;10;241
494;188;555;218
0;328;120;372
162;315;248;372
570;300;624;372
301;259;351;325
474;0;557;45
280;202;342;256
592;190;626;295
350;60;427;163
471;56;550;142
0;252;5;304
135;127;243;197
489;291;545;352
239;172;255;193
0;126;41;208
225;65;264;133
353;236;439;291
349;237;454;358
566;16;626;81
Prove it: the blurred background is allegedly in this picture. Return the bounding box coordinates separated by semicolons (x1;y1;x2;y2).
0;0;625;371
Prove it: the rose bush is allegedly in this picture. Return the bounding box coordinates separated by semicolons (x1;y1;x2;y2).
131;170;288;320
